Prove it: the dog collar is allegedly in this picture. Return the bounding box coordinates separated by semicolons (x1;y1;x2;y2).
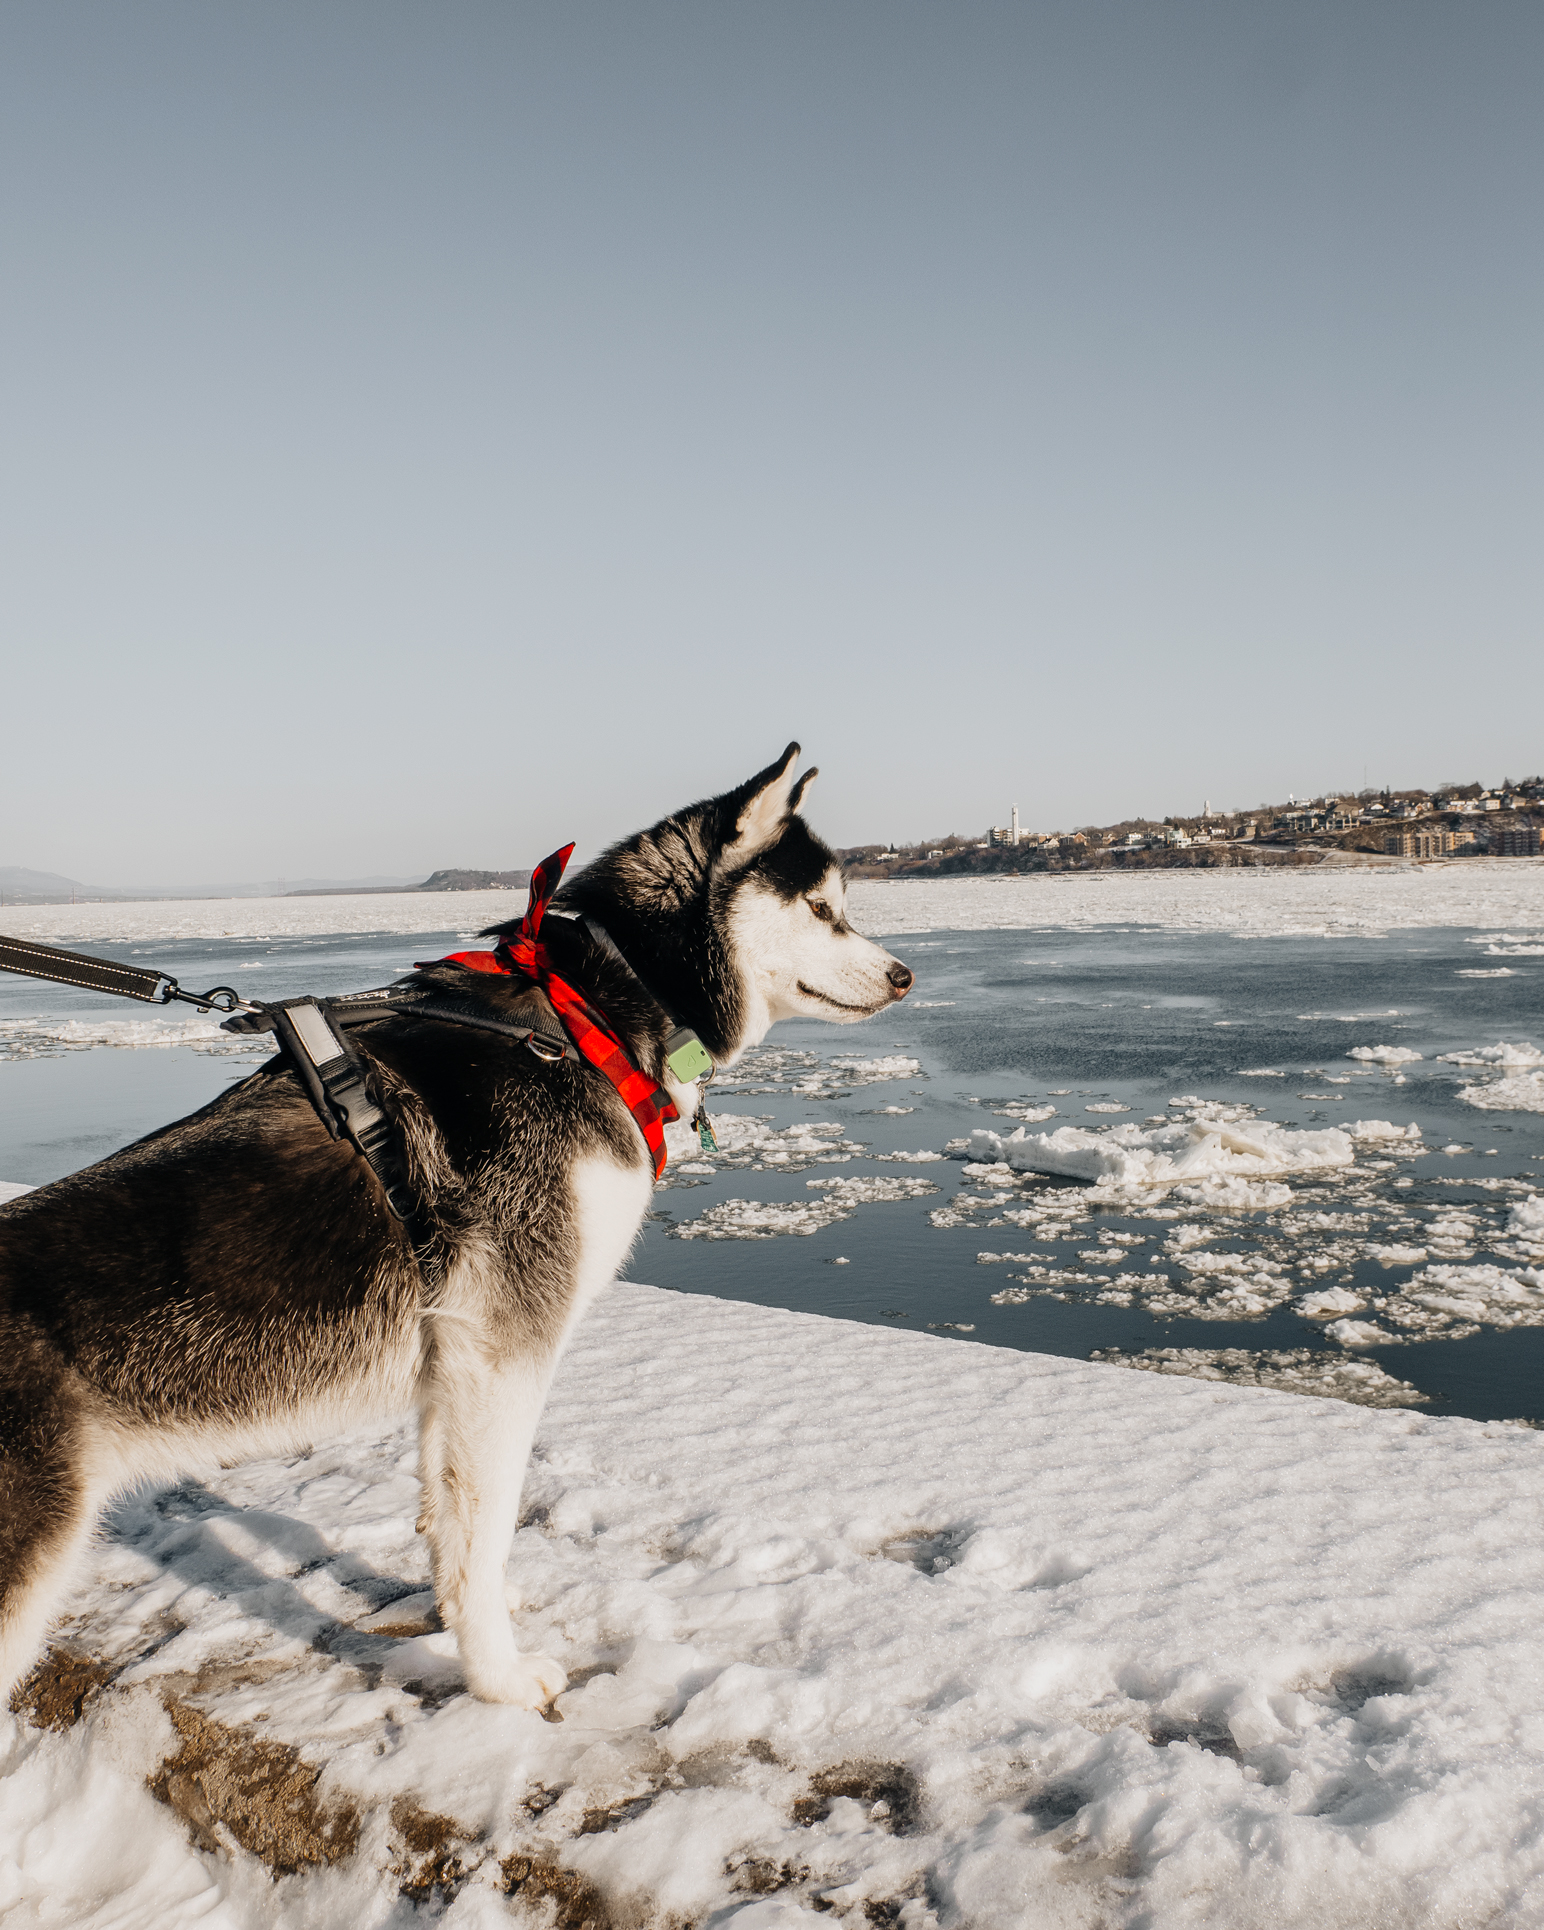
428;845;687;1179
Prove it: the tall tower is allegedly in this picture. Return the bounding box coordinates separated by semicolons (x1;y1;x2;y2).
1011;803;1020;845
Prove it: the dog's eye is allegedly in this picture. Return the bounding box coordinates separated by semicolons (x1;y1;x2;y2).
809;899;834;923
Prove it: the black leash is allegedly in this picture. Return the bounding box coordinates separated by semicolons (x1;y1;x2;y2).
0;933;250;1014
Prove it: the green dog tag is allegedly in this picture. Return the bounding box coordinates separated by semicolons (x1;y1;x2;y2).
665;1027;714;1084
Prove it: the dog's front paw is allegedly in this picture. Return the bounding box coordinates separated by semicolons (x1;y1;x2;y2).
465;1650;567;1709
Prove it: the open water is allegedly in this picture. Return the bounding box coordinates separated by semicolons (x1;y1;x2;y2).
2;918;1541;1422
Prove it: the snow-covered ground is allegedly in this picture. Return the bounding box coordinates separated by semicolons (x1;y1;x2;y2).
3;1280;1543;1930
3;859;1543;947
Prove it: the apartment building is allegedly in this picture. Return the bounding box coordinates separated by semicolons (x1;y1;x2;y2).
1383;827;1478;858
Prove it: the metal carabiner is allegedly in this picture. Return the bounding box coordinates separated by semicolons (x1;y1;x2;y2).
155;977;256;1015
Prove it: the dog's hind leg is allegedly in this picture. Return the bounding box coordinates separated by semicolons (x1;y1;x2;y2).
0;1374;103;1710
417;1337;567;1709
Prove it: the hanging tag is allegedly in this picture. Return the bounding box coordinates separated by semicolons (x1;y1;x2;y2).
692;1099;718;1153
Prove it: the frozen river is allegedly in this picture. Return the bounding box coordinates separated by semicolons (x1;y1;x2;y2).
3;866;1541;1422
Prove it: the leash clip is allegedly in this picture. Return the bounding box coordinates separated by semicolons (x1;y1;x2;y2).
156;977;253;1015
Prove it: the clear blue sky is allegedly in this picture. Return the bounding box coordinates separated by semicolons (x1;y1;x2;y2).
2;1;1540;882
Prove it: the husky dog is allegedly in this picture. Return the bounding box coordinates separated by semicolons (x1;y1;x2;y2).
0;746;911;1710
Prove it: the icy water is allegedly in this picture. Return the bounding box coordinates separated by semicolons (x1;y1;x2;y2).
2;919;1541;1422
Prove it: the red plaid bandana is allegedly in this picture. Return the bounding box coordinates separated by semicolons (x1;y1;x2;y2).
429;844;678;1178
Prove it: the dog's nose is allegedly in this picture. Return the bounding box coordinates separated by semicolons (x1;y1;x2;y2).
886;962;914;997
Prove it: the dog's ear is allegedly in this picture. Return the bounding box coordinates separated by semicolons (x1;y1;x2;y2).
720;742;818;867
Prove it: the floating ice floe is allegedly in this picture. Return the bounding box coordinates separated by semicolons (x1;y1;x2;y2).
713;1046;922;1099
1438;1041;1544;1067
808;1175;940;1206
1170;1176;1294;1210
659;1114;866;1181
669;1174;939;1240
669;1198;849;1239
1348;1045;1422;1065
0;1015;271;1061
1507;1196;1544;1244
1438;1046;1544;1111
1376;1263;1544;1339
1475;937;1544;955
1301;1252;1544;1342
1347;1119;1423;1142
1298;1286;1366;1319
1456;1071;1544;1114
1325;1317;1396;1348
1091;1346;1430;1408
965;1116;1356;1191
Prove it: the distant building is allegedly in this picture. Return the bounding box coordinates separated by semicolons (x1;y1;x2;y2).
1384;828;1478;858
1011;804;1020;846
1492;824;1541;857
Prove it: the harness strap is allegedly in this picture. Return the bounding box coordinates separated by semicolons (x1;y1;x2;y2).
228;989;581;1061
270;1000;420;1225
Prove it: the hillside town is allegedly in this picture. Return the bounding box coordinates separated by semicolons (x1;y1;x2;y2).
841;777;1544;878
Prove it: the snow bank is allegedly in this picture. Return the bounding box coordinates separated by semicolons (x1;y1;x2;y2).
8;865;1544;947
4;1283;1543;1929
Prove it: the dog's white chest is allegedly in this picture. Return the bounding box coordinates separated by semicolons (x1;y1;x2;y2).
570;1152;655;1303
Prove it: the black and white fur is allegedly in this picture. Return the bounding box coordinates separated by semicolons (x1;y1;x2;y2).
0;746;912;1710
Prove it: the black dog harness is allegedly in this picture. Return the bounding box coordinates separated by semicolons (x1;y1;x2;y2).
217;979;586;1225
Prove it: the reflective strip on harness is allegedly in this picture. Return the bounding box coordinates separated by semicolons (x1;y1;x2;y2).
286;1001;347;1069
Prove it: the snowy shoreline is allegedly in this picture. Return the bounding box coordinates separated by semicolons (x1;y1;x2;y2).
3;1282;1542;1927
2;858;1542;946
